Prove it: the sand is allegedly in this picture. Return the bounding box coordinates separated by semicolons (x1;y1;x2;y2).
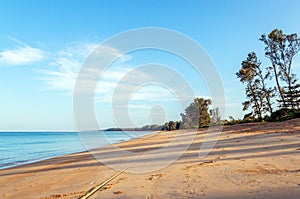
0;119;299;199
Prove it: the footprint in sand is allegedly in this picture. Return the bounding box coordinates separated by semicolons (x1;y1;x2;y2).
146;194;154;199
147;174;164;181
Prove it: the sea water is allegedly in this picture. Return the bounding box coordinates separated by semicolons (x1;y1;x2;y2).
0;131;150;169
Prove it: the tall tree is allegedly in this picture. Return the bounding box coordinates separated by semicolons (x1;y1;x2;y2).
260;29;300;108
236;52;271;118
281;80;300;109
255;63;275;114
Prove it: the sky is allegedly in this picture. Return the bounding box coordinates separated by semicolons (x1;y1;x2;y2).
1;0;300;131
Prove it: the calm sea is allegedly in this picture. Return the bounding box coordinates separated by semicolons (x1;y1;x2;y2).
0;131;150;170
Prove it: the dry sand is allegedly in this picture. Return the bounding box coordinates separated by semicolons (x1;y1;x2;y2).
0;119;299;199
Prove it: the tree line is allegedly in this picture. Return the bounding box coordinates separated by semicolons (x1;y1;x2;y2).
236;29;300;121
108;29;300;132
105;98;217;132
165;29;300;131
163;97;221;130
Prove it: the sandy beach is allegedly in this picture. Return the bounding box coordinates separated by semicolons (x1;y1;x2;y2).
0;119;299;199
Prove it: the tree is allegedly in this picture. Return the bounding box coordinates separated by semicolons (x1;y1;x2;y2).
236;52;275;118
281;82;300;109
236;53;264;118
260;29;300;108
180;98;212;128
163;121;181;131
196;98;212;128
181;99;200;128
180;113;188;128
254;60;275;114
210;107;221;125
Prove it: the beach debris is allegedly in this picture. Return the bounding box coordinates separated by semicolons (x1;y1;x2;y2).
184;160;216;170
113;190;125;195
78;163;132;199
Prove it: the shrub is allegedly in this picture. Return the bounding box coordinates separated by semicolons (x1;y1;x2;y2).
266;108;300;121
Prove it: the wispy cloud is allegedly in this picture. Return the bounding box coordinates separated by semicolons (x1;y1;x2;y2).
40;42;132;95
95;83;181;103
40;42;97;93
38;41;194;105
129;85;179;101
0;46;44;66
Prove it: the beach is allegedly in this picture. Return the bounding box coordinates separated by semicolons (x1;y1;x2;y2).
0;119;299;199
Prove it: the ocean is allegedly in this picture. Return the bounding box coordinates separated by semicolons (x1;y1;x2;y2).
0;131;151;170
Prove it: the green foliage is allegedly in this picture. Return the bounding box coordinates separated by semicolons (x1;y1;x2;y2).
224;115;262;126
236;29;300;122
197;98;212;128
236;52;274;118
223;116;239;125
224;108;300;126
279;83;300;109
180;99;200;127
105;124;163;131
266;108;300;122
260;29;300;108
141;124;163;131
180;97;212;129
243;112;254;120
163;121;181;131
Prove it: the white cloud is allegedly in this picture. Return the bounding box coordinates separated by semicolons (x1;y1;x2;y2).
39;41;193;106
0;46;44;66
129;85;178;102
40;42;132;95
94;83;179;103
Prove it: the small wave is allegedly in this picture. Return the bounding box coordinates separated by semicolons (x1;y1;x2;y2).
0;157;11;161
19;141;53;145
0;160;29;169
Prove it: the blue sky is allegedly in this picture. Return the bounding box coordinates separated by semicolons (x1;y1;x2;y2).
1;0;300;131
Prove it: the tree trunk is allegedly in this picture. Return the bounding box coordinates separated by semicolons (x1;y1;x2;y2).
261;76;273;114
288;79;294;109
272;63;286;106
249;84;261;118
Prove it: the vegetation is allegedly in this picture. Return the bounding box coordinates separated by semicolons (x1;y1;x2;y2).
104;124;163;131
108;29;300;132
260;29;300;109
267;108;300;121
180;98;212;129
160;97;215;131
210;107;222;125
163;121;181;131
236;29;300;122
236;52;274;119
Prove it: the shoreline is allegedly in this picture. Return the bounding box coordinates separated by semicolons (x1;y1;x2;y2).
0;120;299;198
0;130;157;171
